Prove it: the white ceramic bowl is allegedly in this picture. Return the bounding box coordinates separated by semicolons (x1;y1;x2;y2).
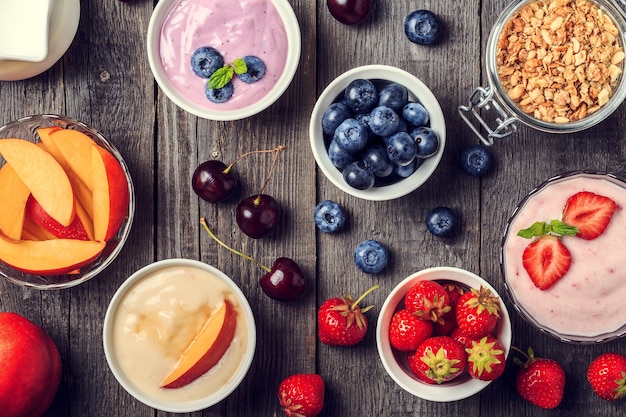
309;65;446;201
103;259;256;413
376;267;512;402
147;0;301;121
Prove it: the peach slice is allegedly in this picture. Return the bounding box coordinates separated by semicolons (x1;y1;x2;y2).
92;145;129;242
0;235;105;276
0;163;30;240
0;139;75;227
47;128;97;191
160;300;237;389
25;195;90;241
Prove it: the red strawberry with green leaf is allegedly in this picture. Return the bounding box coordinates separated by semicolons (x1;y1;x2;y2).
389;309;433;352
278;373;325;417
466;335;506;381
587;352;626;401
404;280;451;323
317;285;378;346
514;346;565;409
562;191;617;240
433;283;465;335
408;336;467;384
455;286;500;338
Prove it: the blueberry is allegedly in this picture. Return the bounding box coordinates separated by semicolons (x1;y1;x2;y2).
344;79;379;113
402;102;430;127
322;102;352;135
333;118;369;153
404;10;442;45
237;55;266;83
313;200;348;233
394;158;422;178
191;46;224;78
412;127;440;158
354;239;389;274
354;112;376;139
459;144;493;176
425;206;458;238
369;106;401;137
343;160;375;190
385;132;417;166
205;82;234;103
328;139;357;170
362;144;394;178
378;83;409;112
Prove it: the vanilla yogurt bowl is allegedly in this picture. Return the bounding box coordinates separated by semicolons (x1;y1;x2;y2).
501;171;626;343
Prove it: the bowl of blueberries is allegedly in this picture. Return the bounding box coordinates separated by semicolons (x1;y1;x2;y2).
309;64;446;201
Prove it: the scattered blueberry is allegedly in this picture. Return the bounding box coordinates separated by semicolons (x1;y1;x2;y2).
404;10;442;45
369;106;401;137
354;239;389;274
402;102;430;127
205;82;234;103
237;55;266;83
344;79;379;113
322;102;352;135
333;118;369;153
378;82;409;112
342;161;375;190
425;206;458;238
459;144;493;176
385;132;417;166
362;144;394;178
328;139;358;170
191;46;224;78
313;200;348;233
412;127;440;158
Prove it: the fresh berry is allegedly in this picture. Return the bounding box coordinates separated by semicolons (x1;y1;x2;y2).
344;79;378;113
425;206;458;238
562;191;617;240
278;373;325;417
385;131;417;166
521;235;572;290
343;160;375;190
514;347;565;409
333;118;369;153
354;239;388;274
317;285;378;346
192;160;238;203
404;280;451;322
190;46;224;78
404;10;442;45
237;55;265;83
433;283;465;335
450;326;479;349
466;335;506;381
455;286;500;338
408;336;467;384
394;158;420;178
459;144;493;176
587;352;626;401
362;144;394;178
378;82;409;112
328;139;357;170
313;200;348;233
236;194;281;239
389;309;434;352
326;0;371;25
205;82;234;103
402;102;430;127
322;102;352;135
411;127;440;159
369;106;401;137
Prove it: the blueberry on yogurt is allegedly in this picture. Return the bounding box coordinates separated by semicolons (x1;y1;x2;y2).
237;55;266;83
206;82;234;103
191;46;224;78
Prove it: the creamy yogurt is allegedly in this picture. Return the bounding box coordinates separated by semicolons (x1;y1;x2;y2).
502;173;626;340
111;265;250;402
159;0;289;110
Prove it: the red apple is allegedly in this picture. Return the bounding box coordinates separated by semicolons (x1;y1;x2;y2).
0;312;62;417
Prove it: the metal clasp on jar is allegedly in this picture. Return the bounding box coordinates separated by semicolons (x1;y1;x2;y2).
458;86;518;146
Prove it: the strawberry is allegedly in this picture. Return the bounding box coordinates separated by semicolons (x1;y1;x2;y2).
466;335;506;381
514;347;565;409
455;286;500;338
521;235;572;290
404;280;451;323
562;191;616;240
389;309;433;352
450;326;480;349
587;352;626;401
433;283;465;336
408;336;467;384
278;373;325;417
317;285;377;346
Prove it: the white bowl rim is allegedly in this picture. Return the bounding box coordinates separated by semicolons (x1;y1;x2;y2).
146;0;301;121
309;64;446;201
376;266;512;402
102;258;257;413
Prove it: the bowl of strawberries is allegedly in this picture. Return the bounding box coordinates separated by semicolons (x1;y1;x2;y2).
376;266;512;402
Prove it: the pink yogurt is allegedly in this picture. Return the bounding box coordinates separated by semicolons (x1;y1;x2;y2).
159;0;289;111
502;173;626;340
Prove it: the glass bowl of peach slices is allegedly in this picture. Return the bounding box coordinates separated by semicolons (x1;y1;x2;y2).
0;114;135;289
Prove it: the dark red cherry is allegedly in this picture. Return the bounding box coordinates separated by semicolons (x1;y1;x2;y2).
236;194;281;239
192;160;238;203
260;257;306;301
327;0;372;25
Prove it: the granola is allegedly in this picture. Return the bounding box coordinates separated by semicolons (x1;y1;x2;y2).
496;0;624;123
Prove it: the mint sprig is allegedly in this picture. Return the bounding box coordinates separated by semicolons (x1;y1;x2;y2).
517;220;579;239
208;58;248;89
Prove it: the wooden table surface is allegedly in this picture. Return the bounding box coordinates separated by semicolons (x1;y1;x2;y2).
1;0;626;416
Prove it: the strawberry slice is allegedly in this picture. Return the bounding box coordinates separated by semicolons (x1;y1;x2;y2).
562;191;616;240
521;235;571;290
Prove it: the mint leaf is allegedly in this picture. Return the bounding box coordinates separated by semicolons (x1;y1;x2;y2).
517;221;549;239
232;58;247;75
517;219;579;239
208;66;234;89
550;219;579;236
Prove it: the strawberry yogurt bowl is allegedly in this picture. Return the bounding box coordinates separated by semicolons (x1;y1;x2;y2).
501;171;626;343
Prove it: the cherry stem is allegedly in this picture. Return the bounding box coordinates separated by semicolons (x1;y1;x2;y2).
254;145;286;205
200;218;270;273
350;284;379;313
223;145;286;175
